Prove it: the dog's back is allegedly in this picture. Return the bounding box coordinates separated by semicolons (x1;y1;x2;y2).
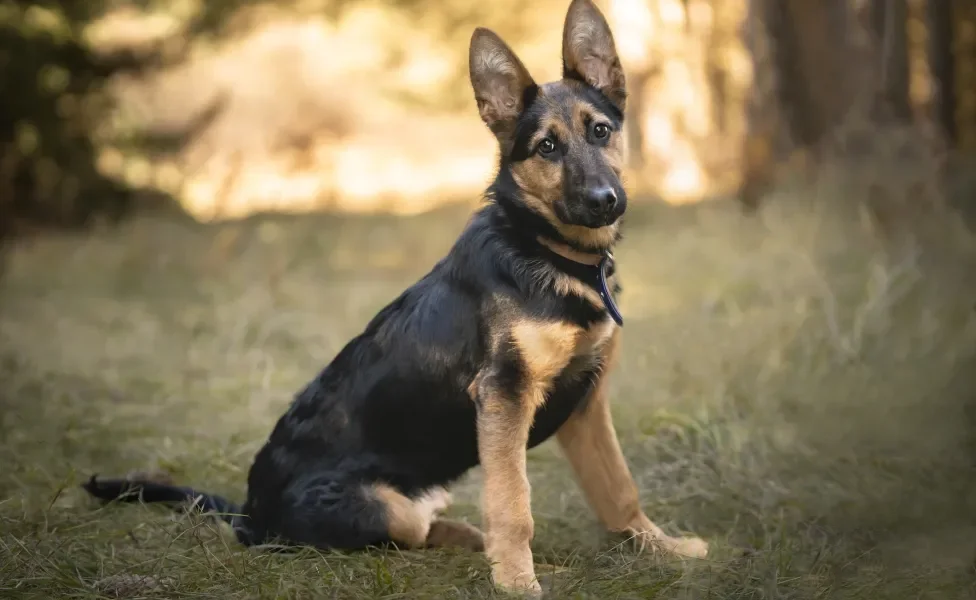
83;2;710;594
236;202;609;545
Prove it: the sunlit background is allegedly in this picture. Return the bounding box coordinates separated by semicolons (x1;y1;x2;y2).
3;0;973;221
1;1;976;598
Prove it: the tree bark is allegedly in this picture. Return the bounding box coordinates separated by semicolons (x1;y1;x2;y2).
737;0;875;211
926;0;956;145
870;0;912;122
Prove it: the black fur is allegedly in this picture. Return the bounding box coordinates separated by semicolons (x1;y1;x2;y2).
499;79;628;251
81;475;250;537
84;40;626;557
84;195;619;549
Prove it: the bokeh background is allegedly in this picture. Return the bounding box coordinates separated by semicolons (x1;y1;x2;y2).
2;0;974;223
1;1;976;598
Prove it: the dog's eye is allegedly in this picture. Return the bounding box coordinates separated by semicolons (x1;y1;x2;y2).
537;138;556;155
593;123;611;139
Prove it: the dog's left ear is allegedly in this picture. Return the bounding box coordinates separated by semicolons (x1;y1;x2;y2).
562;0;627;113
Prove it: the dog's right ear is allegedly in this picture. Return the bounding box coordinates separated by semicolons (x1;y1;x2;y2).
469;28;538;146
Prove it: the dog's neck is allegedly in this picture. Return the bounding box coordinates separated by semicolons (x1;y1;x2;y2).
534;234;623;326
536;237;605;267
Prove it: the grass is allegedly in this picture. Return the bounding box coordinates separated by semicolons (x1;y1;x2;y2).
1;186;975;599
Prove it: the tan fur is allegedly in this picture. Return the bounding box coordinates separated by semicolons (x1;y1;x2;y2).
463;2;695;595
469;1;627;255
509;98;566;226
576;315;617;357
555;333;709;559
551;271;605;308
511;316;617;390
539;237;603;266
511;164;562;209
425;519;486;551
558;222;619;249
603;128;625;176
371;483;451;548
570;97;625;177
535;114;573;147
477;395;540;593
469;28;537;148
476;315;621;594
372;484;487;551
535;237;616;310
510;180;620;251
531;239;617;311
466;376;480;402
569;100;607;134
511;320;579;383
562;0;627;111
508;96;623;251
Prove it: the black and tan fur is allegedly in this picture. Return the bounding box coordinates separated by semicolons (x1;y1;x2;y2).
83;0;708;594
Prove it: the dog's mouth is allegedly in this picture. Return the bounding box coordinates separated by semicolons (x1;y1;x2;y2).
598;208;625;227
558;203;625;229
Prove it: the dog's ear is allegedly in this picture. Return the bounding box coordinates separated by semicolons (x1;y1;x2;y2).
469;28;538;146
561;0;627;112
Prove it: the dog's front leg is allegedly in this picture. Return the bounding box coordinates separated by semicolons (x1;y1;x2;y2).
555;337;709;559
476;387;541;595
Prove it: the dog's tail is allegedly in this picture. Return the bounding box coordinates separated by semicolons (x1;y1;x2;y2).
82;474;250;541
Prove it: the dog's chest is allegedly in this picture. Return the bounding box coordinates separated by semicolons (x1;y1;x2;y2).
573;316;616;359
510;314;615;385
524;318;614;448
547;316;615;393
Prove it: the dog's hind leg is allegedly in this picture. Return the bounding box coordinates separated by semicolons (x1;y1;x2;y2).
274;478;394;550
425;519;485;551
369;484;484;550
276;478;480;551
369;483;449;548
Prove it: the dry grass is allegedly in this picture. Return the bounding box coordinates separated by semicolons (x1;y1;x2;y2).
1;182;975;598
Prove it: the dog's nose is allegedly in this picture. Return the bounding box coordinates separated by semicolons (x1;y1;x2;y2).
584;186;618;215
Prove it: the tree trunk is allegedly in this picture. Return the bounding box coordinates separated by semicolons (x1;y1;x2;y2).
870;0;912;122
737;0;876;211
926;0;956;146
737;0;781;211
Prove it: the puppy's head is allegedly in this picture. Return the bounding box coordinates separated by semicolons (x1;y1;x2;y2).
470;0;628;252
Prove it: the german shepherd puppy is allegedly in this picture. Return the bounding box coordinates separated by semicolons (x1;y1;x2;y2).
83;0;708;593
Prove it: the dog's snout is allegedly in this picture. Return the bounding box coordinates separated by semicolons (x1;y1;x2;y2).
584;186;617;215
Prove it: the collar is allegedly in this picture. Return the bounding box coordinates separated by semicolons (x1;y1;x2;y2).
536;238;623;326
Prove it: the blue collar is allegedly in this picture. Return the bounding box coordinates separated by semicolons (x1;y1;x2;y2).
537;244;623;327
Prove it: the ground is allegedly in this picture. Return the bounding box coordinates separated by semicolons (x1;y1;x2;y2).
1;191;975;599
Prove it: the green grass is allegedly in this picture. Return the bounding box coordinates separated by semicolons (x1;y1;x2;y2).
1;191;975;599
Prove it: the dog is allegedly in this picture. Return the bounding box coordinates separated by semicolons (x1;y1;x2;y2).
82;0;709;593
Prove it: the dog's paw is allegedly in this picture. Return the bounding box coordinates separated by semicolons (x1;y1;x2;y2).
492;569;542;597
488;547;542;596
632;529;709;559
667;535;709;559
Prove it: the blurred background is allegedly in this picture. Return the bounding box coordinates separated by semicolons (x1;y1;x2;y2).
1;0;975;225
2;1;976;598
